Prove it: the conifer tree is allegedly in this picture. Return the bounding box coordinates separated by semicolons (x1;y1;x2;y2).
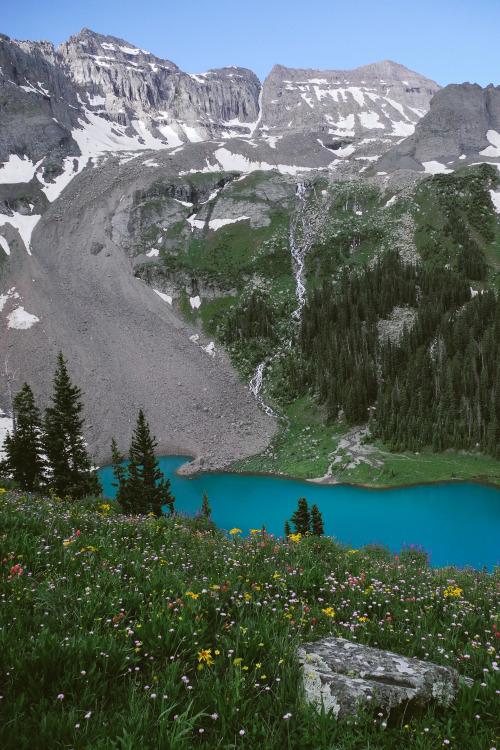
43;352;101;498
284;519;291;537
0;383;45;491
110;438;128;510
290;497;310;535
310;503;325;536
112;410;175;516
201;490;212;518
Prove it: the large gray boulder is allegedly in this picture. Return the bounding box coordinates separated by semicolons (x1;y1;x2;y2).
297;638;470;722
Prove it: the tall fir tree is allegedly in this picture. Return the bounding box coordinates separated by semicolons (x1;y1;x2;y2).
110;437;128;510
284;519;291;537
112;410;175;516
310;503;325;536
43;352;102;498
290;497;311;535
0;383;45;491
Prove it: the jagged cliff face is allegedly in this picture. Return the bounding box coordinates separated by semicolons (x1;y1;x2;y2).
56;29;262;143
0;35;80;165
258;61;439;140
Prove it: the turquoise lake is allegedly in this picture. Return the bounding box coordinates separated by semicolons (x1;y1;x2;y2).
98;457;500;571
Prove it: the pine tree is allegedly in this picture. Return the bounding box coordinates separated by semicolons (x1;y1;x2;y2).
201;490;212;518
284;519;291;537
110;438;128;511
113;410;175;516
0;383;45;491
43;352;101;498
310;503;325;536
290;497;310;535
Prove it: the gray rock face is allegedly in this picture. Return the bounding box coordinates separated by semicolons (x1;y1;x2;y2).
258;61;439;142
56;29;261;142
378;83;500;171
298;638;467;722
0;36;81;166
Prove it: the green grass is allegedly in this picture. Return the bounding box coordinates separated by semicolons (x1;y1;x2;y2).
1;488;499;749
232;397;345;479
350;447;500;488
232;397;500;488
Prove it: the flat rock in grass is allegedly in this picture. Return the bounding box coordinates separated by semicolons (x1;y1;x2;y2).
297;638;469;721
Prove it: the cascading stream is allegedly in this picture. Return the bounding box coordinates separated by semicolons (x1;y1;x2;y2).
290;181;313;322
249;181;313;435
249;362;279;419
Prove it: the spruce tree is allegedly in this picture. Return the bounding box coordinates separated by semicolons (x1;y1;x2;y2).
1;383;45;491
113;410;175;516
201;490;212;518
43;352;101;498
310;503;325;536
290;497;310;535
284;519;291;537
110;438;128;511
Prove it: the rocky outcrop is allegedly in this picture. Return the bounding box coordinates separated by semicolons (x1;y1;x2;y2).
0;35;81;166
56;29;261;143
298;638;470;722
377;82;500;172
258;60;439;142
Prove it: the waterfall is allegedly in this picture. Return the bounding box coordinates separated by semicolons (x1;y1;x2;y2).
290;181;312;322
249;362;279;419
248;180;311;434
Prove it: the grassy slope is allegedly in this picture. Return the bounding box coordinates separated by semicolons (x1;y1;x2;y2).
1;489;499;749
231;395;500;487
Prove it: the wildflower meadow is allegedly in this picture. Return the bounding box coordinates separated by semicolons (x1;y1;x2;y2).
1;488;499;749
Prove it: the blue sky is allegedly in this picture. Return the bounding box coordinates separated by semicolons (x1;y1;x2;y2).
2;0;498;87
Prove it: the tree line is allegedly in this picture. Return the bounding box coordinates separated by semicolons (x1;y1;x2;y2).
0;352;176;514
281;248;500;455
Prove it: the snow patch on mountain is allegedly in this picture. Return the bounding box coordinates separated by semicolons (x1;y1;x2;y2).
0;212;40;254
154;289;172;304
7;306;40;329
208;216;250;231
422;161;453;174
480;130;500;158
358;112;384;129
0;411;14;460
490;189;500;213
0;155;42;184
0;236;11;256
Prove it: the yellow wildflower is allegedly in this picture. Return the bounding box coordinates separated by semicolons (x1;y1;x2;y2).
198;649;214;666
444;586;463;598
230;528;242;535
322;607;335;618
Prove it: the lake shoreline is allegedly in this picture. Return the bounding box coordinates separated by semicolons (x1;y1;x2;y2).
174;458;500;492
